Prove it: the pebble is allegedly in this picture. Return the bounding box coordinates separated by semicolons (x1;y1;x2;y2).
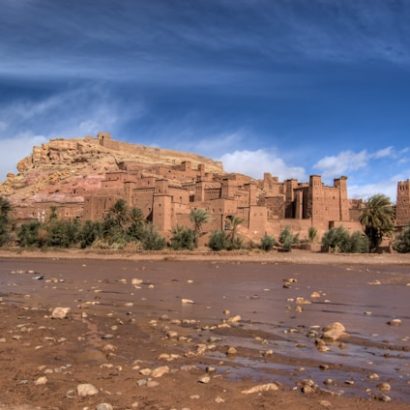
226;346;237;355
34;376;48;386
181;298;194;304
241;383;279;394
51;307;71;319
96;404;113;410
322;322;347;341
387;319;402;326
377;382;391;392
151;366;169;378
77;383;99;397
199;376;210;384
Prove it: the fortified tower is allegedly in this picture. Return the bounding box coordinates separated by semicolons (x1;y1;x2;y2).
396;179;410;227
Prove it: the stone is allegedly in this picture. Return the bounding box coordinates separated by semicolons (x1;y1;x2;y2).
387;319;402;326
77;383;99;397
151;366;169;378
377;382;391;392
322;322;347;341
227;315;241;324
226;346;237;355
34;376;48;385
320;400;332;408
132;278;143;286
241;383;279;394
96;404;113;410
198;376;210;384
181;298;194;304
51;307;71;319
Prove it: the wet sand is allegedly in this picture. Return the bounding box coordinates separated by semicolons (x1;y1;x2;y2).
0;258;409;409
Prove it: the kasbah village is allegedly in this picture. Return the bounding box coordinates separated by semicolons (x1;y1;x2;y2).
0;133;409;410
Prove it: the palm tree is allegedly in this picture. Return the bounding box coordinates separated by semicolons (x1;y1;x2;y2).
226;215;243;245
360;194;394;252
190;208;209;244
107;199;129;229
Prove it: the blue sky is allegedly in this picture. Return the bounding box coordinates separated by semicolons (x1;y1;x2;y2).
0;0;409;199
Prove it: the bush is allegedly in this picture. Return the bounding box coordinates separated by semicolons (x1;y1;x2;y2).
17;221;42;247
308;227;318;243
279;226;299;251
142;226;166;250
322;227;369;253
46;219;80;248
321;227;350;252
393;225;410;253
208;230;230;251
127;208;145;241
80;221;102;248
348;231;370;253
170;226;196;250
0;218;10;246
226;236;243;250
260;234;276;251
0;197;11;246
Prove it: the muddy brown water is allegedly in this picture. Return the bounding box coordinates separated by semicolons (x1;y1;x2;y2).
1;258;409;403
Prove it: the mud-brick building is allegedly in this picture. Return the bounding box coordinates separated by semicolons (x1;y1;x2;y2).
83;160;361;240
396;179;410;228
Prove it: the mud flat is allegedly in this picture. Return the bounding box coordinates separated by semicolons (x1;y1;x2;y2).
0;258;409;409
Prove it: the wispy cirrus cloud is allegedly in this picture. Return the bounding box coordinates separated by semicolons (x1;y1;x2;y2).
0;85;145;179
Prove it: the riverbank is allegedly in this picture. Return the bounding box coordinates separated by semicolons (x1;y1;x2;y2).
1;247;410;265
0;258;409;409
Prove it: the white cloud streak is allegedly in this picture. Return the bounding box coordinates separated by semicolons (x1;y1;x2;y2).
220;149;306;180
0;85;144;179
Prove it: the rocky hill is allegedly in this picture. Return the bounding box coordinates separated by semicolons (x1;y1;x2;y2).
0;132;223;205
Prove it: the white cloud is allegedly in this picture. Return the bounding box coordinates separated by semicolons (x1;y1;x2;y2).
219;149;306;180
0;86;144;179
372;146;394;159
349;181;397;201
314;146;398;179
314;150;369;178
0;133;48;179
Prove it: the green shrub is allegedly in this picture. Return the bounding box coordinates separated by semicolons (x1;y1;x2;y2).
348;231;370;253
260;234;276;251
279;226;299;251
208;230;230;251
322;227;369;253
0;197;11;246
393;225;410;253
80;221;102;248
17;221;42;247
46;219;80;248
321;226;350;252
170;226;196;250
142;226;166;250
226;236;243;250
308;227;318;243
127;208;145;241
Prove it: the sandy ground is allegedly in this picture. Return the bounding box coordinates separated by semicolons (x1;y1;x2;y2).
1;248;410;265
0;257;409;410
